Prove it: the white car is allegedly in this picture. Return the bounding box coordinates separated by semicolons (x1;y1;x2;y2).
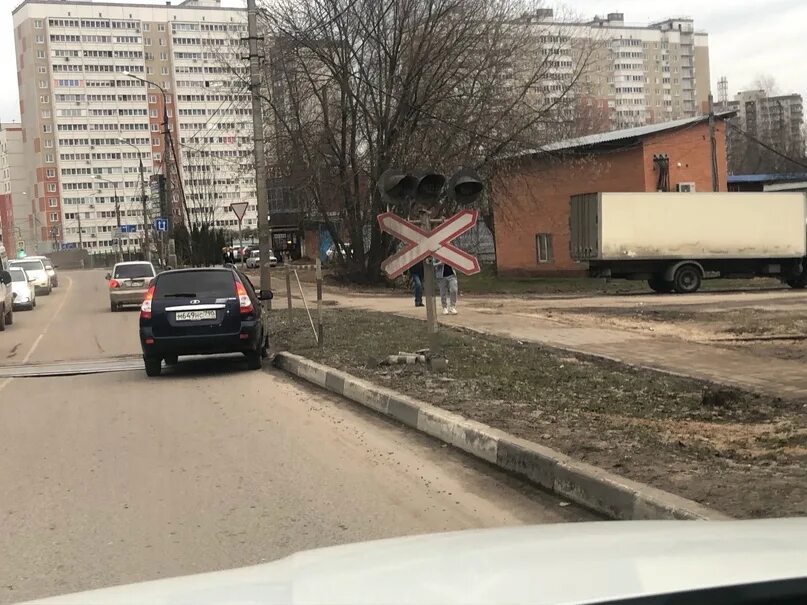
245;249;278;268
9;266;36;310
0;243;13;330
9;258;51;295
22;519;807;604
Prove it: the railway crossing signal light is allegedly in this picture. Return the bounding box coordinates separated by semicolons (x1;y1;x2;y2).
412;171;446;207
448;167;484;206
378;169;418;205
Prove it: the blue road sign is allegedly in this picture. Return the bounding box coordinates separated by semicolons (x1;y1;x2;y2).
121;224;137;233
154;218;168;232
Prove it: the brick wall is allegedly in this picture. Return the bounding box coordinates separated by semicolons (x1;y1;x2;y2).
492;121;728;276
641;122;728;192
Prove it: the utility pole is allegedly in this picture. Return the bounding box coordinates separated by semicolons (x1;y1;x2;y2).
120;138;151;261
247;0;271;307
76;209;83;249
708;92;719;192
114;187;123;263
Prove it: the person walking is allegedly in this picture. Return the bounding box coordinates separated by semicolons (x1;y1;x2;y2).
434;260;458;315
408;260;424;307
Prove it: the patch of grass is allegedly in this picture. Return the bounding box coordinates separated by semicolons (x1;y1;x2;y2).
269;307;806;518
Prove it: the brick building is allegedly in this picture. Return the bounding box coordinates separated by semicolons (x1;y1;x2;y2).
492;113;731;276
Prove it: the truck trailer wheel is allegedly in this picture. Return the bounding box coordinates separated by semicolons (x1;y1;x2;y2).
786;275;807;289
648;277;674;294
673;265;702;294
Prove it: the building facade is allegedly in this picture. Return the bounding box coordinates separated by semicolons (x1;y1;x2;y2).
727;90;804;154
12;0;257;255
529;11;710;130
0;124;27;254
491;115;729;276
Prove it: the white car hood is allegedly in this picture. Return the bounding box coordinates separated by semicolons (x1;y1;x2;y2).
23;520;807;605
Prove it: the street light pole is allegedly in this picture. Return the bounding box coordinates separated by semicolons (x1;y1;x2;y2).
125;72;177;266
120;138;151;261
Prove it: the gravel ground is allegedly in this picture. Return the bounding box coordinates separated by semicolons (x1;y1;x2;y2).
269;308;807;519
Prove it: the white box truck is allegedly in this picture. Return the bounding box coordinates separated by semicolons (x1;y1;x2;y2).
570;192;807;293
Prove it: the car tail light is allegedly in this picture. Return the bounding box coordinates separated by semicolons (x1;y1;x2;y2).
109;279;120;289
140;285;155;320
235;281;253;315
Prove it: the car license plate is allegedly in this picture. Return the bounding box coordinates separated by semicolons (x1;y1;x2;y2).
130;280;144;287
175;310;216;321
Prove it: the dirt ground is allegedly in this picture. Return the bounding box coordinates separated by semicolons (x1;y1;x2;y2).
549;305;807;362
270;307;807;519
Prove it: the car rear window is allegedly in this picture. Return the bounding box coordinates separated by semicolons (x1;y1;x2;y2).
9;268;26;282
114;263;155;279
11;260;44;272
155;271;235;298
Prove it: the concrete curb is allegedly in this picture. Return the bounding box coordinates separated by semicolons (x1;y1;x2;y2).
274;352;731;521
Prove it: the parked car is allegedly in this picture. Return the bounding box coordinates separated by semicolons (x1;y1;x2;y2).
9;267;36;311
139;267;273;376
245;249;278;268
29;256;58;288
0;244;13;330
10;258;51;295
107;261;157;312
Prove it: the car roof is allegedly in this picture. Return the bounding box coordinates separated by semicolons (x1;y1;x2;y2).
114;261;154;266
158;267;235;276
11;258;44;264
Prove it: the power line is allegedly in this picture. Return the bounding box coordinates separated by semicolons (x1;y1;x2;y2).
727;121;807;171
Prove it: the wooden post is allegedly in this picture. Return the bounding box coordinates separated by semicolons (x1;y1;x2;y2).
316;257;323;347
285;261;293;326
421;212;439;357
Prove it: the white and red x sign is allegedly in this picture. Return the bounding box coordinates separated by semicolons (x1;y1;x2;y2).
378;210;481;279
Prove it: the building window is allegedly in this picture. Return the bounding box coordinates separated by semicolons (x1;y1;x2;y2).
144;37;151;46
36;50;45;59
158;37;165;46
157;24;165;32
38;65;46;73
149;94;157;103
39;95;50;104
43;124;52;133
46;168;55;177
160;52;167;60
154;152;161;161
48;198;57;207
536;233;554;263
44;139;54;148
152;137;160;146
36;35;44;44
47;183;57;192
143;23;150;32
161;66;168;75
150;109;157;117
41;110;51;118
49;212;58;222
151;123;159;132
34;19;43;28
45;153;54;163
39;80;48;89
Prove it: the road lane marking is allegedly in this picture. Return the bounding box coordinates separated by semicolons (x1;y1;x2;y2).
22;274;73;364
1;275;74;394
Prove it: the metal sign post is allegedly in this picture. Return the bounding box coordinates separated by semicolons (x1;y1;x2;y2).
229;202;249;266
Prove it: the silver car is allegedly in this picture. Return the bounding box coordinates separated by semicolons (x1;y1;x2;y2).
107;261;156;312
28;255;58;287
10;258;51;295
9;266;36;310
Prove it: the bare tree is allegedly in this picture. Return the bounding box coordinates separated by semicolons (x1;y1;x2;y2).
257;0;602;280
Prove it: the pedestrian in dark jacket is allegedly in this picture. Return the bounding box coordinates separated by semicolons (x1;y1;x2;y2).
408;260;425;307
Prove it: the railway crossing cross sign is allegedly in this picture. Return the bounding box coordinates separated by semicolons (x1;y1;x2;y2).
377;209;481;279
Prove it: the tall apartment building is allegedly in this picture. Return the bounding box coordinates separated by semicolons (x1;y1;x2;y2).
729;90;804;153
528;11;711;129
0;123;28;253
12;0;257;255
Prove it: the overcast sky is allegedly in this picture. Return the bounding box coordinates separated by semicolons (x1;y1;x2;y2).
1;0;805;122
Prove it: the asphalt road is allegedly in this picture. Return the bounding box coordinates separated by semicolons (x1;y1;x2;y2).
0;269;591;603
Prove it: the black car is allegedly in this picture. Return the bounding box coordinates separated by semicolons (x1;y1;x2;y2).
139;267;272;376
